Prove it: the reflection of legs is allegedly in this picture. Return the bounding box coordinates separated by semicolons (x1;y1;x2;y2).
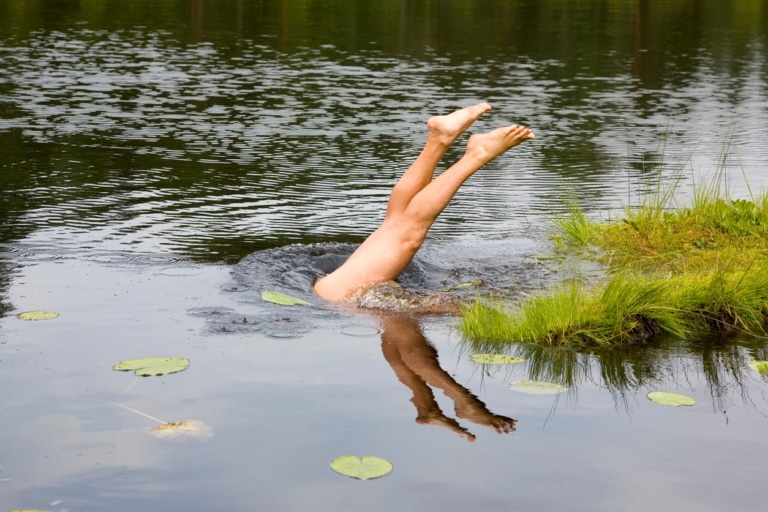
314;105;535;302
380;314;516;439
393;319;516;435
380;319;475;442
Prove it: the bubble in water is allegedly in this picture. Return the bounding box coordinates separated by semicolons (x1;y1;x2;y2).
186;307;235;317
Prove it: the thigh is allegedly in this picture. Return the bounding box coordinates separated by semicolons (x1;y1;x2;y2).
313;223;423;300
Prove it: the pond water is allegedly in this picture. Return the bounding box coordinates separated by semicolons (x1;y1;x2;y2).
1;1;767;510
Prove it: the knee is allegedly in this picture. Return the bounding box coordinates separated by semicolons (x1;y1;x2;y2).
401;223;429;253
380;216;429;253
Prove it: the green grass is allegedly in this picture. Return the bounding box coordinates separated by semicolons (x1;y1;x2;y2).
460;170;768;347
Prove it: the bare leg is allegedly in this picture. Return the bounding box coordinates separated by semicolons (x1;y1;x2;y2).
314;118;535;302
385;103;491;219
400;124;535;229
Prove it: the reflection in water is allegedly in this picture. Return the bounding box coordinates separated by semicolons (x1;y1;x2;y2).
0;258;14;317
1;1;767;263
379;314;516;442
468;333;768;414
0;245;24;317
226;242;768;420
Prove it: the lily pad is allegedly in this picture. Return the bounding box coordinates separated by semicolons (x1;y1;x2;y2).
261;290;311;306
748;360;768;375
17;310;59;321
509;380;568;395
647;391;696;407
150;420;214;441
113;357;190;377
330;455;393;480
471;354;525;365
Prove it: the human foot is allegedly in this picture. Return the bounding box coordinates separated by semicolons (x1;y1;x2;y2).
455;402;517;435
416;413;477;442
426;103;492;145
465;124;535;165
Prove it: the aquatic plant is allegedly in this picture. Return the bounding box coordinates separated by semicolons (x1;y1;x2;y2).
111;402;214;442
17;309;59;321
647;391;696;407
461;169;768;346
113;357;191;377
330;455;393;480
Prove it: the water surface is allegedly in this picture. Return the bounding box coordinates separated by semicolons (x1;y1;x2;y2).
1;1;768;510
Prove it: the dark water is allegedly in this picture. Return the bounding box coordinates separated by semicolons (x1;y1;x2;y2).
1;1;768;511
2;0;767;263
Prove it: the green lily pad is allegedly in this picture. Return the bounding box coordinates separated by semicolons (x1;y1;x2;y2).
17;310;59;321
647;391;696;407
748;360;768;375
330;455;393;480
471;354;526;365
261;290;311;306
509;380;568;395
113;357;190;377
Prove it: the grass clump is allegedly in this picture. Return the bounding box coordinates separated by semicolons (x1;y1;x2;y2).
595;196;768;274
461;172;768;347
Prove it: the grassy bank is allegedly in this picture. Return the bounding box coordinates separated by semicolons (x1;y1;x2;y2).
460;173;768;346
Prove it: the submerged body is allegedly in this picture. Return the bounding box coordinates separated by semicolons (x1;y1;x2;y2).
313;103;535;305
348;280;463;314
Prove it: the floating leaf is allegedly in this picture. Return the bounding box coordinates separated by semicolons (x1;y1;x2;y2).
509;380;568;395
748;360;768;375
150;420;214;441
647;391;696;407
471;354;525;365
260;290;311;306
330;455;393;480
17;310;59;321
113;357;190;377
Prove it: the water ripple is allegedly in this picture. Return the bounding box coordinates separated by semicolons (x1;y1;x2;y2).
1;28;767;262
